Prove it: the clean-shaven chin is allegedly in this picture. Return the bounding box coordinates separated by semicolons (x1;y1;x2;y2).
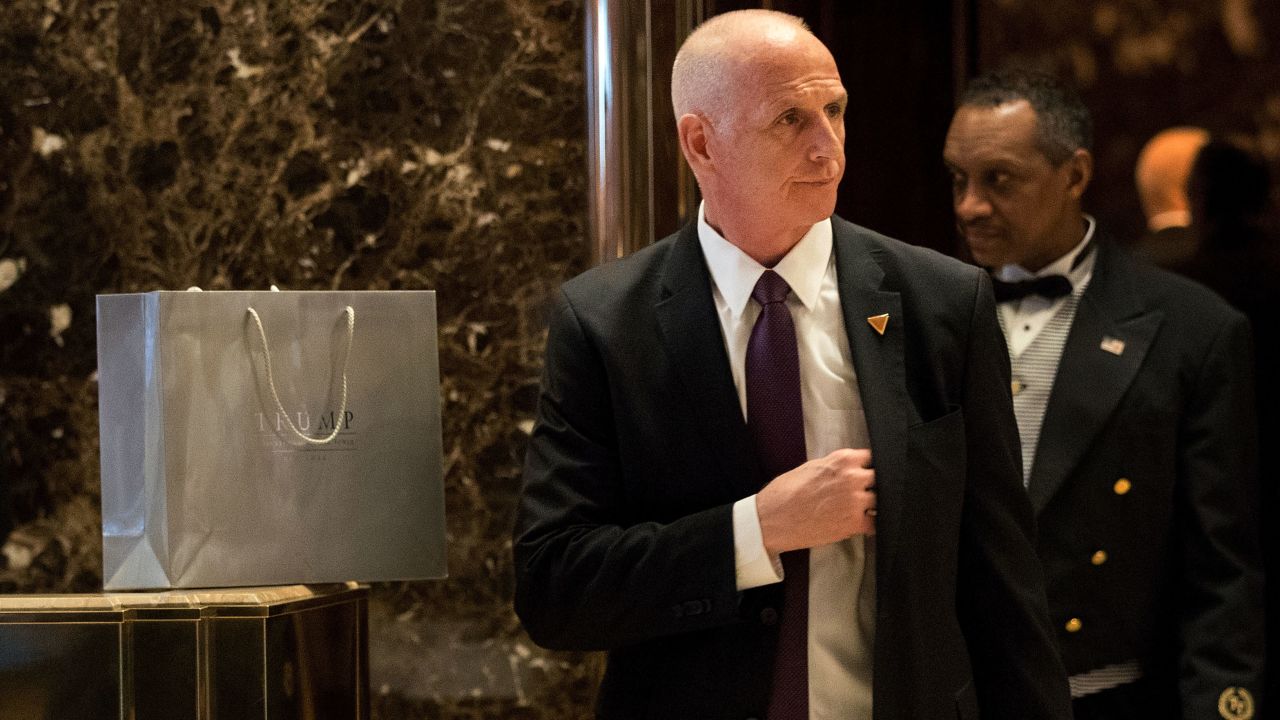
788;179;839;213
962;230;1007;265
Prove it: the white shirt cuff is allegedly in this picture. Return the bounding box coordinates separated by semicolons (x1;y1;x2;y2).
732;495;785;590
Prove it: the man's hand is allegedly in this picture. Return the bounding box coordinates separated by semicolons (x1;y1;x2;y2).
756;448;876;555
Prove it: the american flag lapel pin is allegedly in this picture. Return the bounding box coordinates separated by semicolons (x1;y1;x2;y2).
1100;336;1125;356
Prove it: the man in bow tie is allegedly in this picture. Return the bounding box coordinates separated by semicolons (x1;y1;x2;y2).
515;11;1071;719
944;70;1265;719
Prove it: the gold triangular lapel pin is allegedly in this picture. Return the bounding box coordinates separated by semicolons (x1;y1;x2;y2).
1100;336;1125;356
867;313;889;336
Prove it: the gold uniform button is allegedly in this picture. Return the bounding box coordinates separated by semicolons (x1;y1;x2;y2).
1011;379;1025;396
1091;550;1108;566
1065;618;1083;633
1113;478;1132;495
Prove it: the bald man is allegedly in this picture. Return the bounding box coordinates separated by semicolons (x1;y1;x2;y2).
514;11;1071;719
1133;126;1210;270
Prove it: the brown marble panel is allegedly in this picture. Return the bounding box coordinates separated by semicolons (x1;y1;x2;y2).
0;1;598;718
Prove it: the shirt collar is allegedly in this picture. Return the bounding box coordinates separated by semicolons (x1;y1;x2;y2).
995;214;1097;289
696;201;832;317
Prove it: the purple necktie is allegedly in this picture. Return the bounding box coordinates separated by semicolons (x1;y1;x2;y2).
747;270;809;720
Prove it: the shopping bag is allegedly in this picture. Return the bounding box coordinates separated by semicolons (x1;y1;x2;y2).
95;290;446;589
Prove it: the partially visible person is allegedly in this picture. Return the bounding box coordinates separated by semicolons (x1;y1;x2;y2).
514;11;1072;719
943;70;1265;720
1185;139;1276;284
1132;126;1210;271
1181;140;1280;718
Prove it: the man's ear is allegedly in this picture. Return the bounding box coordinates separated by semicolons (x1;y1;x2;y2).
1065;148;1093;200
677;113;713;173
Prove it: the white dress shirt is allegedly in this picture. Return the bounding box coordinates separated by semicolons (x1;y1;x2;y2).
995;215;1097;358
697;203;875;720
994;216;1146;696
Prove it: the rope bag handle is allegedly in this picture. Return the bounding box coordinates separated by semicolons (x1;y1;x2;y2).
246;305;355;445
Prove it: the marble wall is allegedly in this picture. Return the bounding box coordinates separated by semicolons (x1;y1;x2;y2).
0;0;600;718
977;0;1280;240
5;2;1280;719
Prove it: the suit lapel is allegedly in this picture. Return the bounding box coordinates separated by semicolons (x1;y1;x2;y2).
655;225;763;498
832;219;908;578
653;220;912;553
1027;242;1163;511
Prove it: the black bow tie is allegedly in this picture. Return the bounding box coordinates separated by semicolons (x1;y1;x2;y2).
991;275;1072;303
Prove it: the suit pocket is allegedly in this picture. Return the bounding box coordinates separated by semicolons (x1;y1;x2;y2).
907;405;965;479
955;678;979;719
908;403;964;433
905;406;967;553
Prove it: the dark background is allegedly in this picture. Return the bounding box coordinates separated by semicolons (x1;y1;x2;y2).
2;1;1277;718
656;0;1280;255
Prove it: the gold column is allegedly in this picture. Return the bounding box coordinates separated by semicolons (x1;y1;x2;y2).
585;0;704;263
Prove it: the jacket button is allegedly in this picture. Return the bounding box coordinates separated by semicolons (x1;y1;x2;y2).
760;607;778;626
1065;617;1083;633
682;600;706;616
1091;550;1108;566
1113;478;1132;495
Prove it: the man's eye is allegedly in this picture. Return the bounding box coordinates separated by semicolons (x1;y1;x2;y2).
779;111;800;125
826;104;844;118
986;171;1011;188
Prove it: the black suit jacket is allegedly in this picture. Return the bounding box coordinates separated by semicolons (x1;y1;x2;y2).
514;217;1072;719
1027;237;1265;715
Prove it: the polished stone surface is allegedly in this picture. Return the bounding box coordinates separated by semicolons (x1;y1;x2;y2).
0;1;597;718
1;583;369;720
5;2;1278;719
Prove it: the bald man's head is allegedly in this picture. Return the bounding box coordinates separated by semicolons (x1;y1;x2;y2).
670;10;812;126
1135;126;1210;228
667;9;845;263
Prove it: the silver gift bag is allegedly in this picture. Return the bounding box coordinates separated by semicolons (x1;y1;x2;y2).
95;290;446;590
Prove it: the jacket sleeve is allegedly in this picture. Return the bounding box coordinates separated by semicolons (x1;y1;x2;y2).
1175;312;1266;714
511;289;744;651
955;271;1074;719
